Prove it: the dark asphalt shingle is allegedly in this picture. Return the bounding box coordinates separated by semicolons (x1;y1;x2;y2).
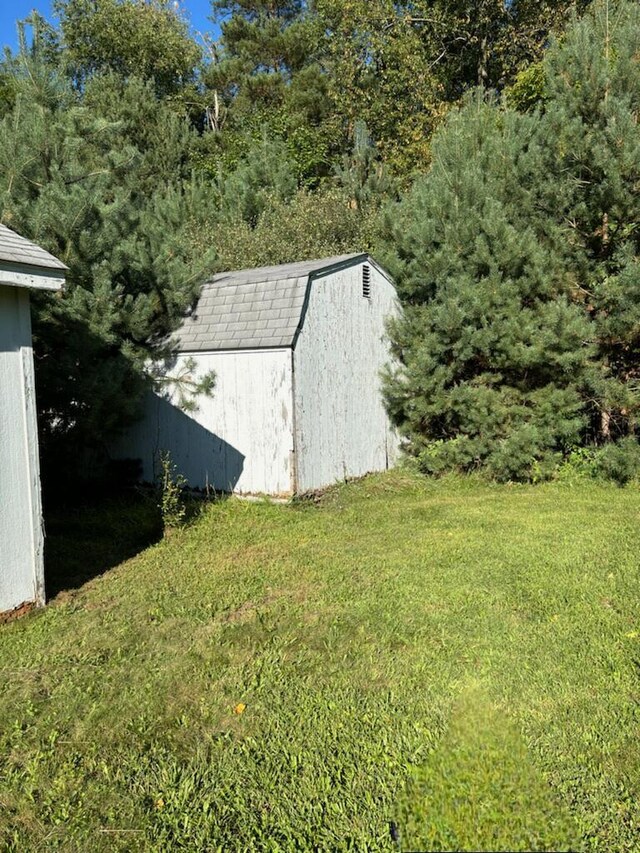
177;253;367;352
0;224;68;273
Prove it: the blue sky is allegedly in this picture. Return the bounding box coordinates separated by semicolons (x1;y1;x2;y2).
1;0;219;53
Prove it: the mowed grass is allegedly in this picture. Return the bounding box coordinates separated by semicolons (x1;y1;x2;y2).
1;471;639;852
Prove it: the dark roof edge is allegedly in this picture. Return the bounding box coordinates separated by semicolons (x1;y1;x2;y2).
303;251;396;289
366;255;396;289
308;252;368;280
291;254;361;350
176;344;292;355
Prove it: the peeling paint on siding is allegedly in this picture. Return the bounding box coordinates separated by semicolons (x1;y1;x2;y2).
0;286;45;612
292;263;400;492
114;349;295;495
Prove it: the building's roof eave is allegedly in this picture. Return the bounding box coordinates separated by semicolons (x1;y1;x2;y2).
0;224;68;281
206;253;367;289
0;264;65;292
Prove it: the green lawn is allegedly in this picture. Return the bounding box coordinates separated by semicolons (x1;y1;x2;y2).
1;471;639;851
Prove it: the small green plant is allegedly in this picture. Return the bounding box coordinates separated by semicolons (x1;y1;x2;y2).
556;446;601;482
157;450;187;530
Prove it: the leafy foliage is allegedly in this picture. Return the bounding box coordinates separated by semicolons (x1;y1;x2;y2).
314;0;593;174
54;0;201;97
209;185;378;270
201;125;393;269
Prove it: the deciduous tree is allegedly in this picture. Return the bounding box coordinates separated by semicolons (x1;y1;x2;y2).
54;0;201;97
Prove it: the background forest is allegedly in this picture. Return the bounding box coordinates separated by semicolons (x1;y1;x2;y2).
1;0;639;487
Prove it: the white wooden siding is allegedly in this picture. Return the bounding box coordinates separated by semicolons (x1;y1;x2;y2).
293;263;399;492
0;285;44;613
116;349;294;495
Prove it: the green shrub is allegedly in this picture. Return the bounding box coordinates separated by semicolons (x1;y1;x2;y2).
596;437;640;487
556;446;601;482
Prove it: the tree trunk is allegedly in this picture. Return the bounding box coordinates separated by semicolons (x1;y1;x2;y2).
477;35;488;86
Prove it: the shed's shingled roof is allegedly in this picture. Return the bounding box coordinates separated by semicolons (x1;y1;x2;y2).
176;253;369;352
0;224;68;273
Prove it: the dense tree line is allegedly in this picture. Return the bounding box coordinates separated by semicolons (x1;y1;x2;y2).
1;0;638;485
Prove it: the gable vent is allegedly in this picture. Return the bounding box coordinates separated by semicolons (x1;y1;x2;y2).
362;263;371;299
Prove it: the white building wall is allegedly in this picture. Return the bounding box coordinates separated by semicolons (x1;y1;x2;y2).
116;348;294;495
293;262;400;492
0;285;44;613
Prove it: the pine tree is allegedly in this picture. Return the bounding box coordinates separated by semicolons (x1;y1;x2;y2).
334;121;395;211
0;36;217;482
212;135;298;226
536;0;640;443
381;94;593;480
200;0;331;184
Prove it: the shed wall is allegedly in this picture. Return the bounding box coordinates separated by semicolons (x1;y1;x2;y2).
116;349;294;495
293;263;399;492
0;285;44;613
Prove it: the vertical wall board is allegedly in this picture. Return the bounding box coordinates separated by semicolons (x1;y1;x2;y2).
292;263;400;492
113;348;295;495
0;285;44;612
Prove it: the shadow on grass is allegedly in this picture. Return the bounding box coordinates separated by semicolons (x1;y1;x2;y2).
44;490;164;599
43;488;225;599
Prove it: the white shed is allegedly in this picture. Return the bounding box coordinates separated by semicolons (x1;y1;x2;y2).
116;253;399;495
0;224;66;617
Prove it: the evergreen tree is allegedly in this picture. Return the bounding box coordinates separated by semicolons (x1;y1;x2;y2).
199;0;331;183
334;121;396;211
211;134;298;226
0;38;216;482
81;73;195;192
381;94;593;480
536;0;640;442
0;12;61;118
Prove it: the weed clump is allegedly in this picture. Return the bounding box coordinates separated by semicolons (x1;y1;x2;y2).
157;450;187;531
